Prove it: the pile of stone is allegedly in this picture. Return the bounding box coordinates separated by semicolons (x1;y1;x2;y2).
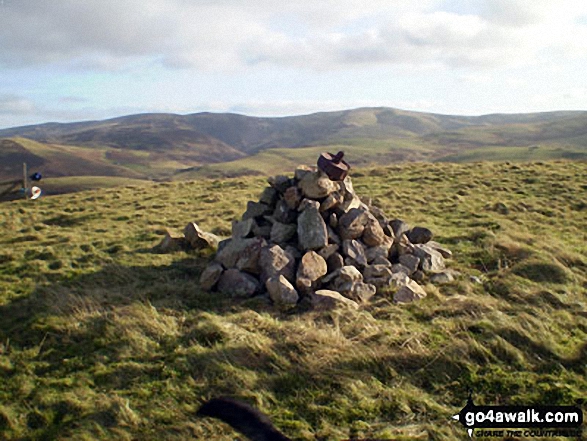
199;165;454;310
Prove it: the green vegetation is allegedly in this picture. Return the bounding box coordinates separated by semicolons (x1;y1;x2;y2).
0;161;586;440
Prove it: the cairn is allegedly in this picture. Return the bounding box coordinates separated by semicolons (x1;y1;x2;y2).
198;159;454;310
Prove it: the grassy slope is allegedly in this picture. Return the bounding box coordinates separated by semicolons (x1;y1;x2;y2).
0;161;586;440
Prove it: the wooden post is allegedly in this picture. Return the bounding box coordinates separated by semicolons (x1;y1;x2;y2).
23;162;27;199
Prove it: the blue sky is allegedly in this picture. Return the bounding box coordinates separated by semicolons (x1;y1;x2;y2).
1;0;586;129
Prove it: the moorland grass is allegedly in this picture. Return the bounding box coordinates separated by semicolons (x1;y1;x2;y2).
0;160;585;440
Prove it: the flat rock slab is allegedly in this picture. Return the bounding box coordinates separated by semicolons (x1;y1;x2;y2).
311;290;359;310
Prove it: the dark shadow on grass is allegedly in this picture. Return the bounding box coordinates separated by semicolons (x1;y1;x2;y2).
0;256;239;349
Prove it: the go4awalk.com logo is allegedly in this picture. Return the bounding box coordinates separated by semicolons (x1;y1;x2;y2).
452;395;584;438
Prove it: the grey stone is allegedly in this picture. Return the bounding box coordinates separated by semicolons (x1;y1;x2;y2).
363;264;393;289
338;208;368;240
390;272;410;288
371;256;392;267
326;252;344;273
217;238;231;254
218;269;261;298
413;244;446;272
398;254;420;275
199;262;224;291
259;244;296;284
267;175;292;193
363;264;393;280
327;226;341;244
298;199;320;212
273;200;298;224
296;251;327;294
266;276;299;309
297;205;328;250
242;201;272;220
411;270;426;283
232;218;256;239
284;186;302;210
394;233;415;256
362;213;386;247
368;205;389;227
365;238;393;263
329;213;338;228
389;219;410;238
184;222;219;250
298;170;338;199
235;238;266;274
155;230;187;253
407;226;433;244
391;264;411;275
427;241;453;258
294;165;315;181
430;271;455;284
311;290;359;310
342;239;367;267
334;265;363;284
339;281;377;303
252;223;272;239
215;237;264;269
259;187;278;206
318;244;339;260
393;279;427;303
270;222;297;244
320;192;343;212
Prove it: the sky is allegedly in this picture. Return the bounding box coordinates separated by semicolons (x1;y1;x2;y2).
1;0;586;129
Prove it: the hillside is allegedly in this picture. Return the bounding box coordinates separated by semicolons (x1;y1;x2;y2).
0;160;585;440
1;107;587;186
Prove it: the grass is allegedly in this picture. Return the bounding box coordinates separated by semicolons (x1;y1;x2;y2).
0;160;586;440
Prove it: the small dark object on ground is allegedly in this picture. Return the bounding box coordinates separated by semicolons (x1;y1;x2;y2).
197;397;291;441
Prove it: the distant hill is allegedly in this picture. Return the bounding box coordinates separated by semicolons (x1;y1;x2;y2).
1;107;586;185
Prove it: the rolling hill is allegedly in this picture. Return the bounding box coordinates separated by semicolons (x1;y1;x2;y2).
1;107;586;187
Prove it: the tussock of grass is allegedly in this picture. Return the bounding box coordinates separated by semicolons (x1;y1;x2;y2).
0;160;586;440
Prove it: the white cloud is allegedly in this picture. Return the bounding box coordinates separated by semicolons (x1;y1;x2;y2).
0;95;36;115
0;0;586;72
